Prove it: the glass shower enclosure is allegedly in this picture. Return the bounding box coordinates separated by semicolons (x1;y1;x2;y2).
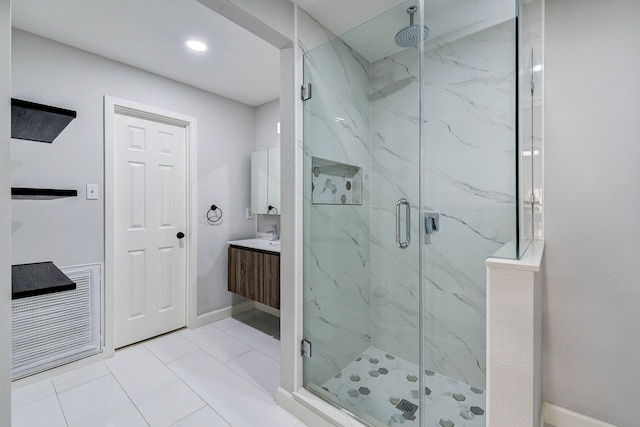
302;0;532;425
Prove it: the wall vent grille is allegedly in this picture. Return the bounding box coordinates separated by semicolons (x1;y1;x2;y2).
11;264;101;379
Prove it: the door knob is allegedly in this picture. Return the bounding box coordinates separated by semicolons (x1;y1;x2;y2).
177;232;185;239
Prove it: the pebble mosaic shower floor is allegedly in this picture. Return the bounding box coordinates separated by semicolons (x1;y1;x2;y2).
320;347;486;427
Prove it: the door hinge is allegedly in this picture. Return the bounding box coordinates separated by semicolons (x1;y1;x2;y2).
301;83;312;101
301;339;312;358
530;79;535;95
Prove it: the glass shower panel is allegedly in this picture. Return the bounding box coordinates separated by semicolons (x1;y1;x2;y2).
302;2;422;425
519;0;536;257
421;0;517;425
522;0;544;247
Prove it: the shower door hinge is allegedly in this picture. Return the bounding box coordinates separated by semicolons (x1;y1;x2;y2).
301;339;312;358
531;80;535;95
301;83;312;101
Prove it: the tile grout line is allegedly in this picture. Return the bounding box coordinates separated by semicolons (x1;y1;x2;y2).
51;362;111;395
179;321;284;402
128;344;211;423
141;343;233;427
169;346;283;409
179;328;254;364
50;380;71;427
161;351;234;427
221;325;281;363
214;320;284;399
168;404;230;427
141;340;199;365
224;344;279;365
223;350;277;397
220;351;283;402
103;361;151;427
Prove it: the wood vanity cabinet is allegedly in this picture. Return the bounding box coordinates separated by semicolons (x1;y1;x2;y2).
228;245;280;309
263;251;280;309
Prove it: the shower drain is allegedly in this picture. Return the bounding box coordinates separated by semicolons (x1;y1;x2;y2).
396;399;418;416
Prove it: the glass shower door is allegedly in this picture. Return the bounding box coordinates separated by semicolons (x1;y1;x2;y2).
302;2;423;425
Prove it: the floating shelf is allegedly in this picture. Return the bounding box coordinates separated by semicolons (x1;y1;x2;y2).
12;262;76;300
11;187;77;200
11;98;77;143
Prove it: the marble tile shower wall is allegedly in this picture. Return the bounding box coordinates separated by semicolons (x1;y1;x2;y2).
303;36;373;386
369;21;517;389
369;48;421;368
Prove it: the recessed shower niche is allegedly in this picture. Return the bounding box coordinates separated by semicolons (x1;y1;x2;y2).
311;157;362;205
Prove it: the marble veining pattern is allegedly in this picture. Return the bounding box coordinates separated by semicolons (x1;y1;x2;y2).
302;8;516;410
369;21;516;388
320;347;486;427
303;33;373;385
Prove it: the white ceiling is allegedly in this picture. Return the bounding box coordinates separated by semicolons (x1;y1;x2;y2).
11;0;281;107
292;0;406;38
11;0;515;106
293;0;514;62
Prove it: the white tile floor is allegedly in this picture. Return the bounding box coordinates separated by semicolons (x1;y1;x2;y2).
12;315;306;427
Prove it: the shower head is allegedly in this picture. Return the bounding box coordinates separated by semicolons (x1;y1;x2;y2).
394;5;429;48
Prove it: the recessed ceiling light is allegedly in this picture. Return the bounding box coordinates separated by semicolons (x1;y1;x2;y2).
186;40;207;52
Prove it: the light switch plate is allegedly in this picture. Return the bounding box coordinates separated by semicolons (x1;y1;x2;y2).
86;184;99;200
246;207;253;220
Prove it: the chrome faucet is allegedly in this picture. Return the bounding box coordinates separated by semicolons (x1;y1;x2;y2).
270;224;279;241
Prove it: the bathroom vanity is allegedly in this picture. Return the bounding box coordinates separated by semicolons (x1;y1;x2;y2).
227;239;280;309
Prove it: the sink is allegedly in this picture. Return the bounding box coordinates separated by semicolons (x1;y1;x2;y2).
227;238;281;252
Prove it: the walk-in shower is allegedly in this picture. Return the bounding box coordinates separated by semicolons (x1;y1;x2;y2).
302;0;539;425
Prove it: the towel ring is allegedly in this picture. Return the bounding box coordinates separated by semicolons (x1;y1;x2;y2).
207;204;223;224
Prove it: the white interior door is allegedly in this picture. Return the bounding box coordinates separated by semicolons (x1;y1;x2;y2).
113;113;187;348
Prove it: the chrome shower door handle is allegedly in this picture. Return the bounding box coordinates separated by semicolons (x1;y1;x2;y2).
396;198;410;249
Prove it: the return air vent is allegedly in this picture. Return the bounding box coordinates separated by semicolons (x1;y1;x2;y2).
11;264;101;379
11;98;76;143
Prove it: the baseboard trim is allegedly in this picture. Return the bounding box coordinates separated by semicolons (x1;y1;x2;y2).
544;402;618;427
192;300;256;329
255;302;281;318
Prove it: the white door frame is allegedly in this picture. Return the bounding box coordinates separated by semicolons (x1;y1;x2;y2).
103;95;198;354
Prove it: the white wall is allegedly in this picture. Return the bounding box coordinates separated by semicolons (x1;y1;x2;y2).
254;98;280;151
0;1;12;423
543;1;640;425
11;29;256;316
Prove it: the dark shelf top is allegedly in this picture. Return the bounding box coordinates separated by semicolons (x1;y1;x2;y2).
12;262;76;300
11;187;78;200
11;98;77;143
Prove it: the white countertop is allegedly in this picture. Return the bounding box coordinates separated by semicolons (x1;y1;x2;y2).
227;238;281;253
